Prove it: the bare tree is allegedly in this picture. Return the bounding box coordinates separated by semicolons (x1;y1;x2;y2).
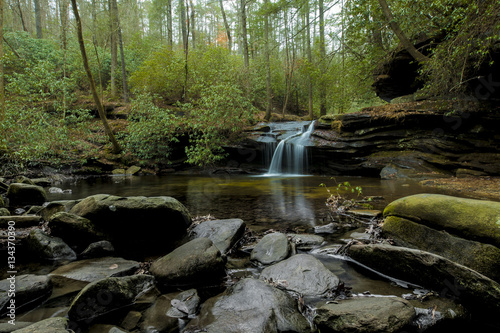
240;0;249;69
219;0;231;50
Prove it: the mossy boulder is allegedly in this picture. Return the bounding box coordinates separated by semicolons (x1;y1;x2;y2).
6;183;47;206
49;212;101;250
383;193;500;247
383;216;500;282
25;229;77;262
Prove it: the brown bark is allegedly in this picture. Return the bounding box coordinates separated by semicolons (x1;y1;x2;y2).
70;0;122;153
240;0;249;69
219;0;231;50
263;0;272;121
319;0;326;116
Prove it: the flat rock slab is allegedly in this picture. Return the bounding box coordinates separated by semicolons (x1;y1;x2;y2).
251;233;290;265
260;254;340;296
348;244;500;317
314;296;415;333
190;218;246;254
287;234;325;250
49;257;140;284
0;275;52;316
348;209;382;218
0;216;41;228
11;317;69;333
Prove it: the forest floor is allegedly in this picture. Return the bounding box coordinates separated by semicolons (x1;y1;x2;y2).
420;177;500;201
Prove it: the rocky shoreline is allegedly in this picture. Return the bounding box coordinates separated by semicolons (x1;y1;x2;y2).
1;176;500;332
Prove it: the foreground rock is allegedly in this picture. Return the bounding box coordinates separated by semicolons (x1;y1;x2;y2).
348;244;500;317
314;296;415;333
288;234;325;250
0;216;41;228
149;238;226;289
6;183;47;206
0;275;52;316
49;212;100;250
68;275;155;324
12;317;69;333
260;254;339;297
25;229;76;261
190;218;246;254
69;194;192;255
184;278;310;333
251;232;290;265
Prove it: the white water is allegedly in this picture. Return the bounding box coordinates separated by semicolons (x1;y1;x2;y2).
265;121;315;176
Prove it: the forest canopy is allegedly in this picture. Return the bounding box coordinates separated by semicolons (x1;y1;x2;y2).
0;0;498;171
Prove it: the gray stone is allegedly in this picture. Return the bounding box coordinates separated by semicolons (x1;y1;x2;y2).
139;294;180;333
25;229;76;261
184;278;310;333
191;218;246;254
287;234;325;250
68;275;155;323
0;322;33;332
49;257;140;284
41;200;79;220
250;233;290;265
49;212;100;250
0;275;52;316
150;238;226;289
260;254;340;296
80;241;115;259
6;183;47;206
348;244;500;317
166;289;200;318
314;296;415;333
11;317;69;333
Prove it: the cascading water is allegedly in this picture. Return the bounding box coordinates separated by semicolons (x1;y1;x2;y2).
266;121;315;175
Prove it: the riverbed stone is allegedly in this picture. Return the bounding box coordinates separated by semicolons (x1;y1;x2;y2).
348;244;500;317
287;234;325;250
80;241;115;258
41;200;79;220
25;229;77;261
149;238;226;289
6;183;47;206
183;278;310;333
0;208;9;216
125;166;141;175
190;218;246;254
0;216;40;228
49;212;100;250
69;194;192;255
68;274;155;323
314;296;415;333
383;193;500;248
49;257;140;284
11;317;69;333
260;254;340;296
383;215;500;282
139;294;179;333
250;232;290;265
0;274;52;316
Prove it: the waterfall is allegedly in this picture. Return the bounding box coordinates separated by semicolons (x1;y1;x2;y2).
266;121;315;175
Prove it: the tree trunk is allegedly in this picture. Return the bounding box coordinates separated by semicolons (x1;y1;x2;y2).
189;0;195;49
319;0;326;116
219;0;231;50
167;0;173;48
70;0;122;153
16;0;27;32
263;0;272;121
377;0;429;63
306;4;313;119
109;0;117;97
34;0;42;38
111;0;129;102
59;0;68;49
240;0;249;69
0;0;3;120
179;0;187;51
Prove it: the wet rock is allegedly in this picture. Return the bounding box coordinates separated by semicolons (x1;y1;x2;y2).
49;257;140;284
80;241;115;259
149;238;226;289
6;183;47;206
14;176;35;185
348;244;500;317
0;216;41;228
314;223;338;234
112;169;126;175
166;289;200;318
0;322;33;332
250;232;290;265
190;218;246;254
288;234;325;250
184;278;310;333
49;212;100;250
314;296;415;333
260;254;340;296
87;324;130;333
120;311;142;331
0;275;52;316
69;194;192;255
11;317;69;333
31;178;52;187
25;229;77;261
139;294;179;333
125;166;141;175
68;275;155;324
383;215;500;282
383;193;500;247
40;200;79;220
348;209;382;218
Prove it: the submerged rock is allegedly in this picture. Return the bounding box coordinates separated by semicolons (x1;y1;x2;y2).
250;232;290;265
0;275;52;316
190;218;246;254
260;254;340;297
184;278;310;333
25;229;77;261
149;238;226;289
6;183;47;206
11;317;69;333
314;296;415;333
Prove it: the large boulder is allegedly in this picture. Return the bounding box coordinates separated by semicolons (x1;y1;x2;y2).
260;254;340;297
190;218;246;254
314;296;415;333
383;193;500;247
25;229;77;262
49;212;101;250
183;278;310;333
149;238;226;290
250;233;290;265
6;183;47;206
69;194;192;255
68;275;155;324
383;215;500;282
0;275;52;317
348;244;500;317
11;317;69;333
